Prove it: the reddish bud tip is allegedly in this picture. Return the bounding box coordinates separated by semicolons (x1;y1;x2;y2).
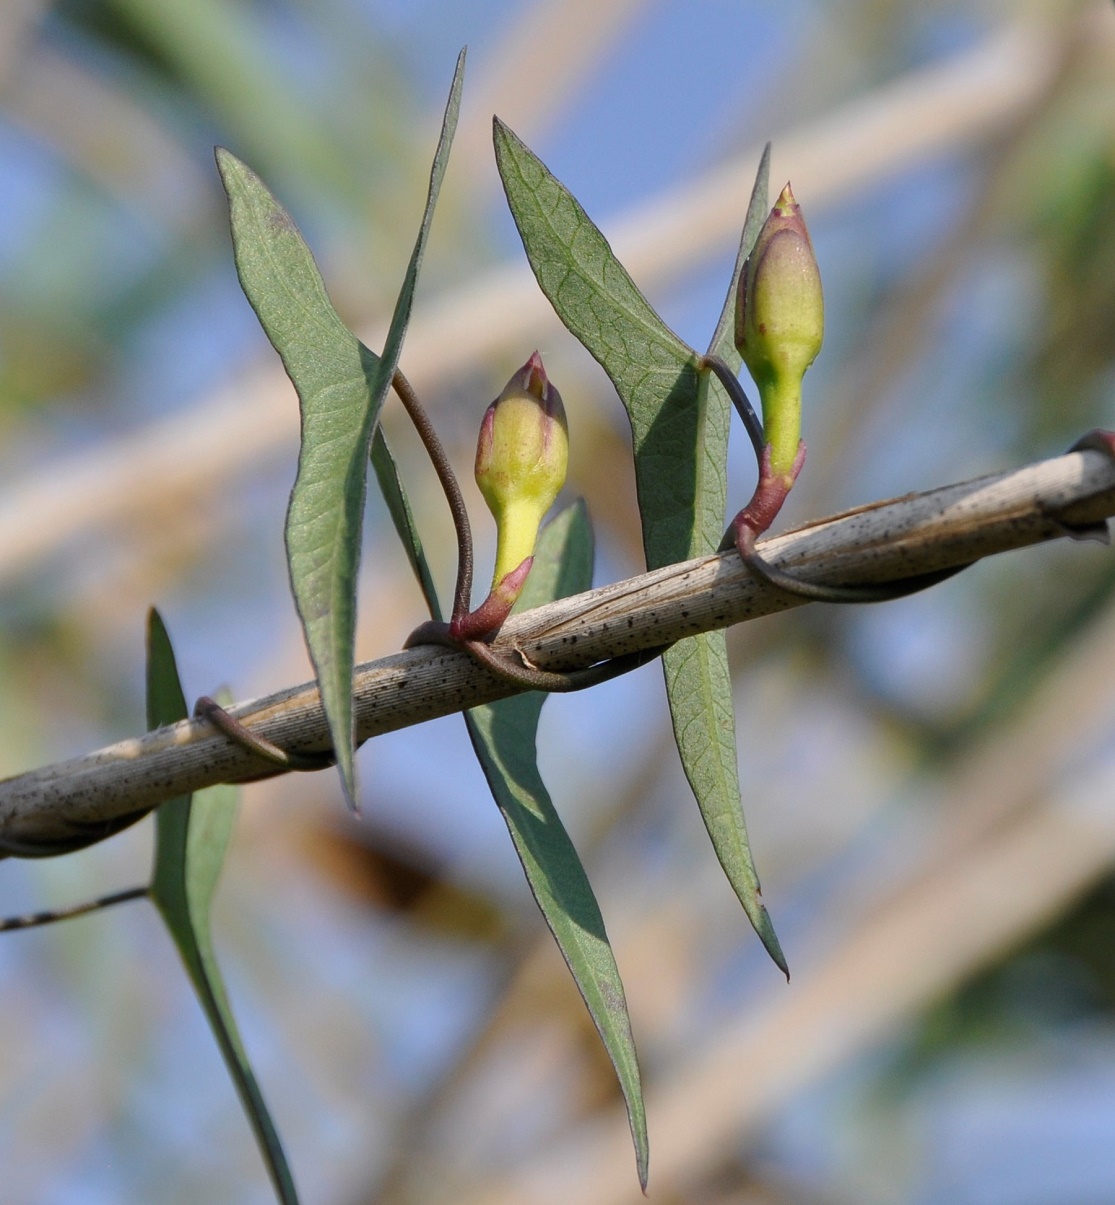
524;350;548;399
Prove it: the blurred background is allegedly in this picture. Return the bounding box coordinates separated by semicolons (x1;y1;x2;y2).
1;1;1115;1202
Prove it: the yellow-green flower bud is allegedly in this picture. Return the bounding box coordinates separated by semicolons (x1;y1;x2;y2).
735;183;824;479
475;351;568;589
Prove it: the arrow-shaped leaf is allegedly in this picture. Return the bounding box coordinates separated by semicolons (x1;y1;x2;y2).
494;121;785;972
370;429;444;624
709;142;771;372
145;608;298;1205
465;503;648;1188
665;143;786;972
218;48;464;809
373;460;649;1185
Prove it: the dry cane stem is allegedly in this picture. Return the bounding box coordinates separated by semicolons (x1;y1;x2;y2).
1;445;1114;849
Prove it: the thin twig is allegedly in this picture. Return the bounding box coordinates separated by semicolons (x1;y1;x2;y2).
390;368;475;623
1;444;1113;850
701;355;765;460
0;885;148;931
193;695;335;773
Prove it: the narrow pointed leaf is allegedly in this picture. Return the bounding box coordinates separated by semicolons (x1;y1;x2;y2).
659;141;785;975
363;244;647;1174
494;118;702;563
709;141;771;369
374;470;648;1183
218;48;464;809
494;121;785;971
465;503;648;1188
371;428;443;624
667;144;784;970
217;143;371;808
145;609;298;1205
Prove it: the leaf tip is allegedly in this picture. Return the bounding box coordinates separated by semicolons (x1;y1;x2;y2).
213;145;236;178
755;906;789;979
491;114;514;150
214;147;251;204
337;762;361;816
145;606;172;674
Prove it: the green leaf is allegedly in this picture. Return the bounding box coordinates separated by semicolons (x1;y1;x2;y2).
465;503;648;1188
374;378;649;1178
145;609;298;1205
494;118;702;563
374;470;649;1182
709;141;771;374
658;141;785;976
494;121;785;973
218;48;464;809
371;428;443;624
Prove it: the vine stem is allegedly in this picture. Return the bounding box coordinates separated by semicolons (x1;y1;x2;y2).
700;355;765;461
1;443;1114;851
390;368;474;624
701;355;960;603
0;885;148;931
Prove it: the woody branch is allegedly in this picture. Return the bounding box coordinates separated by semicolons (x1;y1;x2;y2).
1;443;1113;849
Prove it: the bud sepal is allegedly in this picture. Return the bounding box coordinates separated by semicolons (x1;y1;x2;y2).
735;182;823;482
727;183;822;565
475;350;568;595
449;556;533;643
436;351;571;642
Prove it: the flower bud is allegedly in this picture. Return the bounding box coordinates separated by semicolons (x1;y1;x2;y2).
735;183;823;478
475;351;568;589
